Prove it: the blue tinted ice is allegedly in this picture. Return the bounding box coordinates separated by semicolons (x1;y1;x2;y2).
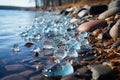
67;48;78;58
43;40;55;49
43;61;74;77
67;39;80;50
20;12;90;60
53;48;67;60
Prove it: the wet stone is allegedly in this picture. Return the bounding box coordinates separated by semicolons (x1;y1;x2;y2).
19;70;35;77
98;7;120;19
1;74;27;80
1;59;8;65
78;66;89;73
78;9;89;18
75;66;92;79
97;33;111;40
70;18;80;23
5;64;25;71
88;64;113;80
24;42;34;48
30;75;45;80
109;19;120;38
90;4;108;15
61;74;76;80
108;0;120;9
77;20;107;32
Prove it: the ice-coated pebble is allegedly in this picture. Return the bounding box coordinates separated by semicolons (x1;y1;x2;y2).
77;20;107;32
98;7;120;19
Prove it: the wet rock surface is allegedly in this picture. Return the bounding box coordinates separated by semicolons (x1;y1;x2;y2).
5;64;25;71
1;74;27;80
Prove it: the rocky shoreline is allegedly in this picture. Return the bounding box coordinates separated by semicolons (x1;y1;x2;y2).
1;0;120;80
45;0;120;80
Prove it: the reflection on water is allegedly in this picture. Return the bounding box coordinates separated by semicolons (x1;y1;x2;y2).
0;10;37;51
0;10;39;78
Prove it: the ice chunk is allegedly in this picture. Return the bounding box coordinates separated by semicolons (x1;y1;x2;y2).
67;39;80;50
43;61;74;77
67;48;78;58
11;44;20;53
53;48;67;60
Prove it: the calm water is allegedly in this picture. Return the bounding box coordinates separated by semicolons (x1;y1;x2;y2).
0;10;41;78
0;10;38;57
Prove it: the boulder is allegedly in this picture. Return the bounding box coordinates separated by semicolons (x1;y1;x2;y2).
77;8;89;18
108;0;120;9
109;19;120;38
98;7;120;19
77;20;108;32
88;64;113;80
90;5;108;15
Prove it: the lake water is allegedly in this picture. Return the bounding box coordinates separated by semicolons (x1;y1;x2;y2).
0;10;41;78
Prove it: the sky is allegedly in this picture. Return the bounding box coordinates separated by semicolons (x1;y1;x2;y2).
0;0;35;7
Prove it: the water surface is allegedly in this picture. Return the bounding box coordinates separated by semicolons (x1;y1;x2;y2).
0;10;39;78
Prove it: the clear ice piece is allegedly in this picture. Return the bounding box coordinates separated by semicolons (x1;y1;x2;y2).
43;61;74;77
53;48;67;60
67;48;78;58
43;24;58;38
20;32;27;38
43;40;55;49
80;31;88;38
34;33;41;40
32;45;41;54
11;44;20;53
67;39;80;50
81;39;90;48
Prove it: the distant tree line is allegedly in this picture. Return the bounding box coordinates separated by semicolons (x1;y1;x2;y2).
34;0;84;8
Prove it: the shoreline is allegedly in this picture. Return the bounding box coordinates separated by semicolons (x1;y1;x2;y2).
0;0;120;79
